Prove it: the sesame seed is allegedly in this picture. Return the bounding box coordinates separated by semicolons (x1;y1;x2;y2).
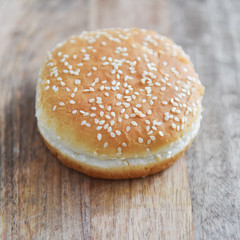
99;120;105;125
97;133;102;141
110;132;116;138
150;136;156;141
171;123;176;129
72;110;77;114
45;86;49;90
89;98;95;103
110;120;115;126
103;62;109;66
143;120;151;127
53;105;56;111
96;126;102;130
174;117;180;122
70;100;75;104
81;120;86;125
120;108;125;114
147;139;151;145
59;102;65;106
147;110;152;115
138;137;143;143
75;79;81;84
126;126;130;132
123;102;130;108
131;121;138;126
73;87;78;93
116;130;121;136
116;93;122;99
148;130;153;135
104;142;108;148
164;115;170;121
90;113;96;117
152;126;157;131
159;131;164;136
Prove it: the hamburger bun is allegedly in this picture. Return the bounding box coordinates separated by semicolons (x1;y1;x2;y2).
35;28;204;179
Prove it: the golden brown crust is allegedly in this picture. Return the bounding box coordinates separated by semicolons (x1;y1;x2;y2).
36;28;204;161
40;130;193;179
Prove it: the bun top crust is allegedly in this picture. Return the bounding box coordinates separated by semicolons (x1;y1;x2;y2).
36;28;204;160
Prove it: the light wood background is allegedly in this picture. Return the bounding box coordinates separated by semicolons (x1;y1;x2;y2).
0;0;239;239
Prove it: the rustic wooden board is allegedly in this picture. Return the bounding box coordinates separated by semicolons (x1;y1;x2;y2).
3;0;240;239
0;1;195;239
170;1;240;239
0;0;194;239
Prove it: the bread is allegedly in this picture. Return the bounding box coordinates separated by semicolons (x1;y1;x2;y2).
35;28;204;179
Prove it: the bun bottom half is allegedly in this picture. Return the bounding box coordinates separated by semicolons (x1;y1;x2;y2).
38;114;201;179
39;133;194;179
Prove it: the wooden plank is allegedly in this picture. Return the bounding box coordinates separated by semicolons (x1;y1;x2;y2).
0;0;195;239
170;0;240;239
90;156;193;240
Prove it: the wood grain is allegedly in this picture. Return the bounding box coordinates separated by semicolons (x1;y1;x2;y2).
1;0;239;239
0;0;195;239
170;0;240;239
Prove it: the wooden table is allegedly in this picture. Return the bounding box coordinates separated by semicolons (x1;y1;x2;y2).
0;0;239;239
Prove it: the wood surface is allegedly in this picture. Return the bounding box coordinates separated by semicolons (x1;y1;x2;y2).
0;0;239;239
170;1;240;239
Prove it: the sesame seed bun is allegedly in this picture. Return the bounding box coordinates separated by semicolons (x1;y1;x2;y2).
35;28;204;179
